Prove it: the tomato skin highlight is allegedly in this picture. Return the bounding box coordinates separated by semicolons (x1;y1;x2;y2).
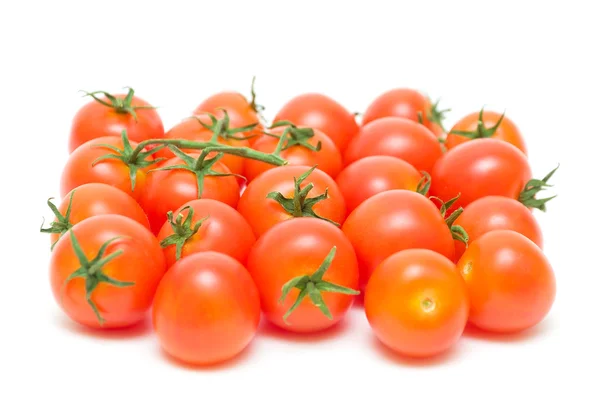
454;196;543;260
50;215;166;329
430;138;532;211
69;93;163;153
247;218;359;333
237;166;346;237
344;117;443;174
342;190;455;287
274;93;359;152
335;155;422;214
457;230;556;333
157;199;256;269
153;252;261;365
365;249;469;357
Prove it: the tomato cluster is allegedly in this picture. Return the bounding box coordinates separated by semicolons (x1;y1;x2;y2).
42;82;558;365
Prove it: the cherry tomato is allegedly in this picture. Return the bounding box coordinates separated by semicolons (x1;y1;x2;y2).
457;230;556;333
247;218;359;332
344;117;443;174
237;165;346;237
342;190;459;287
454;196;543;260
42;183;150;248
274;93;359;151
157;199;255;269
50;215;166;328
365;249;469;357
153;252;260;365
70;88;163;153
446;109;527;154
335;155;426;214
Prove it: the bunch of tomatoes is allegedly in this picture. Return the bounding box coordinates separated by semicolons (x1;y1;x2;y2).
42;79;557;364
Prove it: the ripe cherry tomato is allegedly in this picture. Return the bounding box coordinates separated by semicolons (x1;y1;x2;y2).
157;199;255;269
365;249;468;357
446;109;527;154
153;252;261;365
139;150;240;234
457;230;556;333
335;155;426;214
244;125;342;182
454;196;543;260
274;93;359;152
344;117;443;174
50;215;166;328
41;183;150;248
342;190;462;287
70;88;163;153
247;218;359;333
237;165;346;237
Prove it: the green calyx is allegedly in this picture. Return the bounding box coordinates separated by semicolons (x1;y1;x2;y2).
40;192;75;249
449;107;504;140
159;206;209;261
249;76;266;115
194;109;258;141
427;98;451;132
92;130;166;191
269;121;322;154
267;166;338;226
416;171;432;195
63;231;133;325
81;87;155;121
430;194;469;245
519;165;559;211
279;246;360;323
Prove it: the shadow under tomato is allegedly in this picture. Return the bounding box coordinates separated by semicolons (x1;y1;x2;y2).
462;319;555;343
259;317;351;343
158;341;256;371
57;315;152;340
370;335;462;367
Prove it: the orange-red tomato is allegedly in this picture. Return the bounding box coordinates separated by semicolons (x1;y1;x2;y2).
365;249;469;357
237;166;346;237
343;190;456;287
157;199;255;269
247;218;359;332
430;139;531;211
70;90;163;153
344;117;443;174
244;126;342;182
335;155;424;214
457;230;556;333
50;215;166;328
274;93;359;152
153;252;260;365
454;196;543;260
446;110;527;154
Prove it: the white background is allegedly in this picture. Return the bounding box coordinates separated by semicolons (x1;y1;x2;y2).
1;0;599;398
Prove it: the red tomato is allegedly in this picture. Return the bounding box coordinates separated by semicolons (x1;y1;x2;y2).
365;249;468;357
70;88;163;153
157;199;255;269
50;215;166;328
247;218;359;332
454;196;543;260
153;252;260;365
335;155;426;214
237;165;346;237
244;125;342;182
344;117;443;174
42;183;150;248
457;230;556;333
139;151;240;234
446;109;527;154
342;190;459;287
274;93;359;151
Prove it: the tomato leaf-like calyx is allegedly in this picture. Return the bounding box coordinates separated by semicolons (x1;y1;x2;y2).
159;206;210;261
92;130;166;191
519;164;559;211
81;87;156;121
430;194;469;245
62;231;133;325
427;98;451;132
268;121;322;153
249;76;266;115
266;166;338;226
40;192;75;249
416;171;432;196
449;107;504;140
193;109;258;141
279;246;360;323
